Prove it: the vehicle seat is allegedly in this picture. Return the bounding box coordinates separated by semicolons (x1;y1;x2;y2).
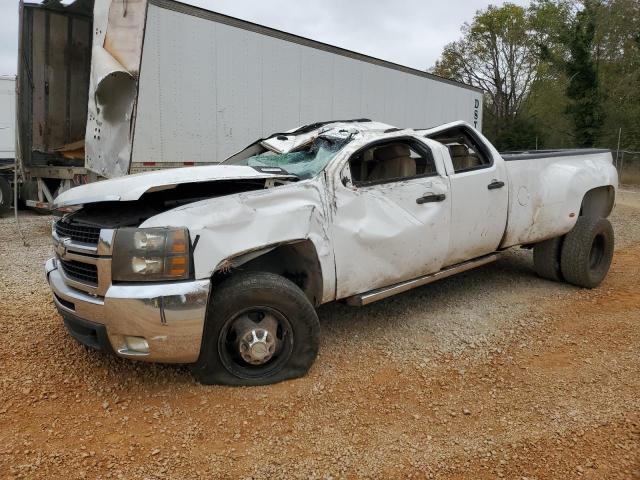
367;144;416;181
449;144;481;171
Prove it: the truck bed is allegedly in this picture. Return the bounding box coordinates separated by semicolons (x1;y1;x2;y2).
501;149;611;161
502;149;617;248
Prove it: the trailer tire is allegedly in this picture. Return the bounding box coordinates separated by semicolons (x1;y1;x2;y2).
560;216;614;289
0;177;12;214
19;180;50;215
533;235;564;281
192;272;320;386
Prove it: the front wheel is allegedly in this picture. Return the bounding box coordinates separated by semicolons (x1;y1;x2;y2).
560;216;614;288
192;272;320;386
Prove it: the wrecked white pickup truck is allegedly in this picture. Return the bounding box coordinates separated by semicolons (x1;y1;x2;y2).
47;119;618;385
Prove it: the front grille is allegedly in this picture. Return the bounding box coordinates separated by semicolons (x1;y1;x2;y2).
55;220;101;245
59;259;98;286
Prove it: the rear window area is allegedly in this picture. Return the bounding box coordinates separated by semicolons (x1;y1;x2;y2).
427;127;492;173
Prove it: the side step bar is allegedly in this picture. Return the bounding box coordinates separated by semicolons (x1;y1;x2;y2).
345;253;499;307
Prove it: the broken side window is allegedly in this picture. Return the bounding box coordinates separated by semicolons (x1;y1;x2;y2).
348;139;437;186
427;127;492;173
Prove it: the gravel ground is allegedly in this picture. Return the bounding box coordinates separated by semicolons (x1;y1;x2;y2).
0;190;639;479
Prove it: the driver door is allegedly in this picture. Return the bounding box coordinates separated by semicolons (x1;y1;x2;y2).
330;138;451;299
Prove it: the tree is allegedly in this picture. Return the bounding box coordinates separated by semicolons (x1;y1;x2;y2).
432;4;540;147
432;0;640;156
564;0;605;147
596;0;640;152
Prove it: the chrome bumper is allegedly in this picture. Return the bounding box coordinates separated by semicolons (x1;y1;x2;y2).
46;257;210;363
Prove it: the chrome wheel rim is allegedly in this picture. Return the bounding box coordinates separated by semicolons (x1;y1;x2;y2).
218;306;293;378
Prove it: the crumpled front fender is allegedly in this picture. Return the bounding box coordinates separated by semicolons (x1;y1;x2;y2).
139;180;336;303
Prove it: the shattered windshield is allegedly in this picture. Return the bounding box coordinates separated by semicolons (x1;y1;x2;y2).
226;133;354;179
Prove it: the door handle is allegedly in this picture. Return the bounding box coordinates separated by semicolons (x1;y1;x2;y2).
487;180;505;190
416;193;446;204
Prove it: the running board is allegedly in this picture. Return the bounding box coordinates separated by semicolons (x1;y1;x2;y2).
345;254;499;307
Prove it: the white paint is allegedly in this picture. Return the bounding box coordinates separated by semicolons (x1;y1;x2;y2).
52;164;295;207
439;153;509;266
0;76;15;160
518;186;530;206
58;120;618;303
501;152;618;246
330;137;452;297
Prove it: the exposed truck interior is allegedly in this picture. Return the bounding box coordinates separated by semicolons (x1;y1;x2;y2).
426;126;492;172
348;140;437;185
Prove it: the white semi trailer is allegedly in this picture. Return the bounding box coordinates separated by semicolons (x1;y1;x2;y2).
17;0;483;210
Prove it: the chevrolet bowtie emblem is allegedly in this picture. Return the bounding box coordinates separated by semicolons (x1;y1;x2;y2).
56;237;71;257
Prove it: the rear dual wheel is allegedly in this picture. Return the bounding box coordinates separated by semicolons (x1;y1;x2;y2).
560;216;614;288
533;216;614;289
192;272;320;386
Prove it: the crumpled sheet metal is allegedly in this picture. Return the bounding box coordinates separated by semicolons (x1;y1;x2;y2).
52;164;296;208
139;180;337;304
84;0;147;178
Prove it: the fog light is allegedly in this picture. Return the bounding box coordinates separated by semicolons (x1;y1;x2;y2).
124;336;149;353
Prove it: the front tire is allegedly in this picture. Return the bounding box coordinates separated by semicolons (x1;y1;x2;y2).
192;272;320;386
560;216;614;288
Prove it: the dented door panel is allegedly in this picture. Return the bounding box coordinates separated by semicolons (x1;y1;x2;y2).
330;149;451;299
444;162;509;266
332;179;451;298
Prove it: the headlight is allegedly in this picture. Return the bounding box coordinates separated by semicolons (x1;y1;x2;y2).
112;228;191;282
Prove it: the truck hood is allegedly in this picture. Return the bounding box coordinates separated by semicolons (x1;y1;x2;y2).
53;165;296;208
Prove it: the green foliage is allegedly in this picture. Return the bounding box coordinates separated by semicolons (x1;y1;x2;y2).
565;1;604;147
432;3;539;142
485;112;547;151
597;0;640;152
432;0;640;154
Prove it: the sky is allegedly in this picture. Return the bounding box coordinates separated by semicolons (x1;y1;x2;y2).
0;0;530;77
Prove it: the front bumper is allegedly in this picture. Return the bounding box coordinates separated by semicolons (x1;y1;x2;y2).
46;257;210;363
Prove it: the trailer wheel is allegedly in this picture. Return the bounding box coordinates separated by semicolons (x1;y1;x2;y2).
560;216;614;288
0;177;12;214
533;235;564;281
19;180;51;215
192;272;320;386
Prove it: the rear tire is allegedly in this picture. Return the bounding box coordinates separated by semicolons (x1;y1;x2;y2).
192;272;320;386
560;216;614;288
533;235;564;281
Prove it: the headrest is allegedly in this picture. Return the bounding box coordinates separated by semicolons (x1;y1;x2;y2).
363;150;374;162
449;144;470;157
374;144;411;161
